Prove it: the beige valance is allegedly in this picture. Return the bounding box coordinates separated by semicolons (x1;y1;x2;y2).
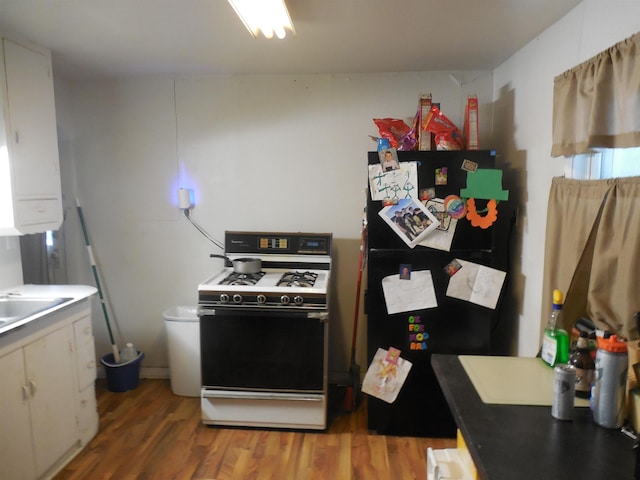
551;31;640;157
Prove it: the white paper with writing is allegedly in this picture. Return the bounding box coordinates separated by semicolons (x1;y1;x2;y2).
446;259;506;309
381;270;438;314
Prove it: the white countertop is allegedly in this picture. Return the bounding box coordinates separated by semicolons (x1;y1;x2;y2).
0;284;97;336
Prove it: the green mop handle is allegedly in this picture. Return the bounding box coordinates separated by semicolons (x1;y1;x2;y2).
76;198;120;363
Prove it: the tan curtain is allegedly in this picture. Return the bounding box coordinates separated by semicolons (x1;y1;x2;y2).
542;176;640;340
551;31;640;156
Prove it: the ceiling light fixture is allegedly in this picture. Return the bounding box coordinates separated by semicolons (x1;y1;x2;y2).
228;0;295;39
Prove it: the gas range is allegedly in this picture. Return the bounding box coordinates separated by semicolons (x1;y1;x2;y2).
198;231;333;430
198;231;332;311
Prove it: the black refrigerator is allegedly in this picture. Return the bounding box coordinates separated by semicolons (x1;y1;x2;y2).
365;149;508;437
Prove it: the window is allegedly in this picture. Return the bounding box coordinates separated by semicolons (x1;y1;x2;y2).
565;147;640;180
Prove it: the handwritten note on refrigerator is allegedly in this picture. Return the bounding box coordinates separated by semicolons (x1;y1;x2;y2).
381;270;438;314
446;259;506;309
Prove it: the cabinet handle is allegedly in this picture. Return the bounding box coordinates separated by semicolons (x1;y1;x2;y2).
28;379;36;396
14;130;20;144
22;384;30;401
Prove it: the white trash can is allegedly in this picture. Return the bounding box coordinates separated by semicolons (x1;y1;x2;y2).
162;306;200;397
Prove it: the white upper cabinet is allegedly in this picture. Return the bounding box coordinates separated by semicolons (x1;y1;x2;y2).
0;36;62;235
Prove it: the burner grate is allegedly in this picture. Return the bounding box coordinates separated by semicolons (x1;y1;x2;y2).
219;271;265;286
277;271;319;288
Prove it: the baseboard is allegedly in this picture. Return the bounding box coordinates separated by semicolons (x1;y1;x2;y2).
98;367;351;384
97;366;170;379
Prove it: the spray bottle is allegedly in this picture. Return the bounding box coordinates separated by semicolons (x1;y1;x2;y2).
541;289;569;367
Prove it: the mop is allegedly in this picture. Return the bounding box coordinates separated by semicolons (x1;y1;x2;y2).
76;198;120;362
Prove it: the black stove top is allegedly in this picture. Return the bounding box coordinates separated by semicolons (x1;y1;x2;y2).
276;271;319;288
218;272;265;286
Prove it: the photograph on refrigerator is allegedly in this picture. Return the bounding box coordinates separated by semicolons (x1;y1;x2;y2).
378;198;438;248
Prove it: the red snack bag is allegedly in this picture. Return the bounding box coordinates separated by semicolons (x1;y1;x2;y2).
373;117;416;151
423;105;464;150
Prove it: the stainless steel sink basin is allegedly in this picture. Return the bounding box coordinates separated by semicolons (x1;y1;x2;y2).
0;297;71;325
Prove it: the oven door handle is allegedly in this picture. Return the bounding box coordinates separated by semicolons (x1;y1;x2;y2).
198;308;327;322
201;390;324;402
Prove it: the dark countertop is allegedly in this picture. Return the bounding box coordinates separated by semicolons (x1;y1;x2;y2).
432;354;636;480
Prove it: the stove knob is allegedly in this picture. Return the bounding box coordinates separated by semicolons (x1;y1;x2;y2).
257;294;267;304
232;294;243;304
280;295;290;305
220;294;229;303
294;296;304;306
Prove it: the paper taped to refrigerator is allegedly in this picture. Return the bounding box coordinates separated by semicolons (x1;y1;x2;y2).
362;348;413;404
381;270;438;314
418;197;458;252
368;161;419;201
446;259;506;309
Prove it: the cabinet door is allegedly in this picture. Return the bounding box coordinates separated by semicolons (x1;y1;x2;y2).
4;38;60;199
74;315;97;390
0;348;36;480
25;325;78;478
1;38;62;233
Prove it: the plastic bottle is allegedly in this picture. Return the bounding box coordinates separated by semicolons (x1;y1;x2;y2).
541;289;569;367
119;343;137;363
593;333;628;428
569;331;595;398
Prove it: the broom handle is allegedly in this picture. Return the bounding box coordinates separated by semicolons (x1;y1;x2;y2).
350;218;367;362
76;198;120;363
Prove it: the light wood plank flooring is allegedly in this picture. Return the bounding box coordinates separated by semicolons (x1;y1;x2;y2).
55;379;455;479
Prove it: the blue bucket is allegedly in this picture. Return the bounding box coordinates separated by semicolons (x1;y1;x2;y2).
100;351;145;392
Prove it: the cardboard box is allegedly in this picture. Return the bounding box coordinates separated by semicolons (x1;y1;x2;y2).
418;93;432;151
456;430;479;480
464;95;479;150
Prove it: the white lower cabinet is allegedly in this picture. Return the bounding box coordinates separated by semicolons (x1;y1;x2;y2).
27;325;78;477
0;347;36;480
73;315;98;445
0;301;98;479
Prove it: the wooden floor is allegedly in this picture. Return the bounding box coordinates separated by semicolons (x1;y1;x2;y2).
55;379;455;479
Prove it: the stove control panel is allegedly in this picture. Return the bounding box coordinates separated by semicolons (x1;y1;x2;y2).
199;292;326;310
225;231;332;256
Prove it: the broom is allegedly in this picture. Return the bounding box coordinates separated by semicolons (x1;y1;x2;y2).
344;213;368;412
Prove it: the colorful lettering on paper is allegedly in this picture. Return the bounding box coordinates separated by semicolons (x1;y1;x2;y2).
408;315;428;350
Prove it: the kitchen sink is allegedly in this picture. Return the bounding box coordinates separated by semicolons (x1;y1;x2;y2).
0;297;71;325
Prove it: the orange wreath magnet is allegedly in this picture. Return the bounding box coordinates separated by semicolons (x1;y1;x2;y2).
466;198;498;229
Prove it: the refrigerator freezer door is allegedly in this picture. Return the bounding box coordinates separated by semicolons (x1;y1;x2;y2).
367;150;496;251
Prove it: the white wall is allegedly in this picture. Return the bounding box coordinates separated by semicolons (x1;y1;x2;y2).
493;0;640;356
60;71;493;377
0;236;21;290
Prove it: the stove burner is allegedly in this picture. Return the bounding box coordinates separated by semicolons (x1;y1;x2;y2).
277;271;319;288
219;272;265;286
